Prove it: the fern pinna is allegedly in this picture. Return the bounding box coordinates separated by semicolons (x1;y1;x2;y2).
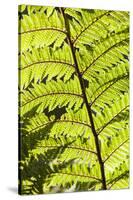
18;5;129;195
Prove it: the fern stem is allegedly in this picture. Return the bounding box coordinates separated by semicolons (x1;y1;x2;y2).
38;145;97;155
27;119;91;135
54;172;101;181
19;60;75;70
21;92;83;107
60;7;107;190
19;27;67;35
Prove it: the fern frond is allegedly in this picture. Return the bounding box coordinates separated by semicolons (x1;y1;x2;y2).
20;152;75;194
23;106;92;138
20;76;83;115
94;92;129;133
19;43;74;90
66;9;110;44
77;32;129;79
69;9;129;46
102;128;129;169
106;161;129;189
45;162;101;191
19;5;66;52
19;5;129;194
86;61;129;108
24;135;97;176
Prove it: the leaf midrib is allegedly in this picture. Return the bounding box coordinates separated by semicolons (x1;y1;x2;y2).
27;119;91;134
21;92;83;107
19;27;67;35
19;60;75;70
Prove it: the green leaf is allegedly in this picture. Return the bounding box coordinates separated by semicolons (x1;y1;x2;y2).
20;76;83;115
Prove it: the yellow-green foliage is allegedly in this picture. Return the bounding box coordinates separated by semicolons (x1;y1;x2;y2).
19;5;129;195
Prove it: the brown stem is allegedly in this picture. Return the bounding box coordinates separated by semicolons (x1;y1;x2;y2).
19;27;67;35
60;7;107;190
